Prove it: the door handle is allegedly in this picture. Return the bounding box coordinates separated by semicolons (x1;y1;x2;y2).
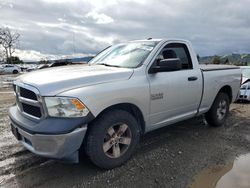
188;76;198;81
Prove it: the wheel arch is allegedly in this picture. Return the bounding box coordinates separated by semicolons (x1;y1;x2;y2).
218;85;233;103
93;103;146;135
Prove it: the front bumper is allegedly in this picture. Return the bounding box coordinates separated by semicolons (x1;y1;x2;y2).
238;90;250;101
9;106;92;162
11;122;86;161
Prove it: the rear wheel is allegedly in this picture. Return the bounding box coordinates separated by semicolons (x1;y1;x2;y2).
86;110;140;169
13;70;18;74
205;92;230;127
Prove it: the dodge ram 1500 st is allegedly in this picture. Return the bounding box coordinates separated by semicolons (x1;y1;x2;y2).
9;39;241;169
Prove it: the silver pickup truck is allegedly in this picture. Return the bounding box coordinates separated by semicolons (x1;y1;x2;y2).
9;39;241;169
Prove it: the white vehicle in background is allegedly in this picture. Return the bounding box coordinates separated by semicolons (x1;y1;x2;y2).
0;64;21;74
238;66;250;101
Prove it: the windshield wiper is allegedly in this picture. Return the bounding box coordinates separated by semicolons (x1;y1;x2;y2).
98;63;123;68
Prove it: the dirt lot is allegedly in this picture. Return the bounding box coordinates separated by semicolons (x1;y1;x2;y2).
0;74;250;188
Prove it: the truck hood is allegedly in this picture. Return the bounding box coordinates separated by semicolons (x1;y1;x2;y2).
16;65;133;96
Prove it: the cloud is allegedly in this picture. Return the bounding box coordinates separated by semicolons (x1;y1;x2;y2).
85;11;114;24
0;0;250;61
14;49;90;61
14;49;60;61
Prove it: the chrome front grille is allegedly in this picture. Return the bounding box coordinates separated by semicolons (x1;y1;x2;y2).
14;84;44;121
22;103;42;118
20;87;37;100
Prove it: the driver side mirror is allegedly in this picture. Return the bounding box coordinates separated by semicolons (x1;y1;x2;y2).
149;58;182;74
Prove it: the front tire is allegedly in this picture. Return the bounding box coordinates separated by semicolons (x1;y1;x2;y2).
205;92;230;127
13;70;18;74
86;110;140;169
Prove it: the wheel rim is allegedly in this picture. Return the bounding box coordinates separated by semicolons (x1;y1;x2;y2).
216;100;227;120
103;123;132;159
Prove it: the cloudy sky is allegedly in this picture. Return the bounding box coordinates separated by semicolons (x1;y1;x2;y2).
0;0;250;61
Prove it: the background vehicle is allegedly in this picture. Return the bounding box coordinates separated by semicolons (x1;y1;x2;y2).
27;64;50;72
0;64;21;74
27;61;71;72
49;61;71;67
238;66;250;101
9;39;241;169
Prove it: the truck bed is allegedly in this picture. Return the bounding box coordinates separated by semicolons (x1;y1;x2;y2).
198;64;241;115
199;64;240;71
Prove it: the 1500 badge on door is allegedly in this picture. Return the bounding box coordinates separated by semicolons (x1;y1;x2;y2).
151;93;164;100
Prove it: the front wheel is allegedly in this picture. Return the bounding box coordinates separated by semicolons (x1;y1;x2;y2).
85;110;140;169
13;70;18;74
205;92;230;127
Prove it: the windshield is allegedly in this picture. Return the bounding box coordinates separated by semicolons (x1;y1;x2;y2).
242;68;250;78
90;41;158;68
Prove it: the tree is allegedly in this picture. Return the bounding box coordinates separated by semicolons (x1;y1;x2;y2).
39;58;50;64
0;36;5;62
212;55;221;64
224;58;229;64
0;47;5;62
0;27;20;64
6;56;23;64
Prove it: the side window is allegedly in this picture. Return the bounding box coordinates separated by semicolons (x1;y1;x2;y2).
6;65;14;68
156;43;193;70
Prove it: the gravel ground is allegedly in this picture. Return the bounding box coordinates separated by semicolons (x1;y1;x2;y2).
0;74;250;188
0;74;17;91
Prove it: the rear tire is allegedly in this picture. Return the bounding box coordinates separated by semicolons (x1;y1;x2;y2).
205;92;230;127
13;70;18;74
86;110;140;169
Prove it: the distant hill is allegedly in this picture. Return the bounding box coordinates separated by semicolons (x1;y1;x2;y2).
200;54;250;66
24;56;94;64
69;56;94;63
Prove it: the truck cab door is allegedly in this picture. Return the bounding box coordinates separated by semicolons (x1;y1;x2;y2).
147;42;203;129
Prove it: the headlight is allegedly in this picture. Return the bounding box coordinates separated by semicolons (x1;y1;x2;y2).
44;97;89;117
